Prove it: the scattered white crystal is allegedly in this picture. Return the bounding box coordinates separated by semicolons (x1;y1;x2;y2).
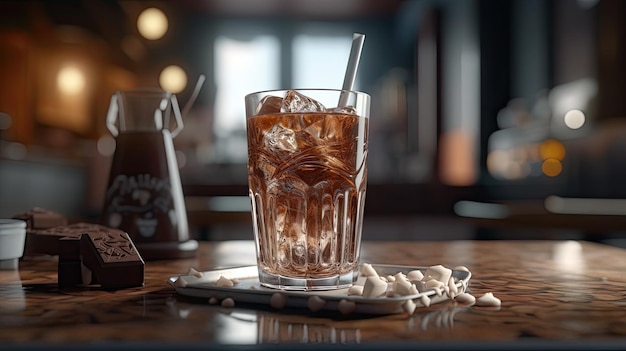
360;263;378;277
347;285;364;296
420;294;431;307
423;265;452;284
455;292;476;305
392;278;417;296
307;296;326;312
448;277;459;296
363;276;388;298
425;279;445;290
406;270;424;281
186;267;203;278
386;275;396;282
475;292;501;307
393;272;407;282
403;299;417;315
215;275;235;287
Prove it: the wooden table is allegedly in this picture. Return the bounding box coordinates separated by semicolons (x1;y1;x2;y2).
1;240;626;350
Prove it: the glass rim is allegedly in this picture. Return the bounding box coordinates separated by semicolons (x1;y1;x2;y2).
245;88;370;99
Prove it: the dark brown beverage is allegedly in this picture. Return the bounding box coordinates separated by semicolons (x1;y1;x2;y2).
101;130;190;259
247;112;369;286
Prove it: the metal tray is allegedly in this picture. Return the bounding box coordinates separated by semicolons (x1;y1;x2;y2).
168;264;471;315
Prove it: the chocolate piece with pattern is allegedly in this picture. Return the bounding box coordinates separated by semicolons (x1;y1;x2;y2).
13;207;68;229
80;231;145;289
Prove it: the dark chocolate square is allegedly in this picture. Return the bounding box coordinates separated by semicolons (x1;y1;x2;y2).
13;207;67;229
80;231;145;289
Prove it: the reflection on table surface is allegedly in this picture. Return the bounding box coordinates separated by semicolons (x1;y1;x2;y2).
1;240;626;350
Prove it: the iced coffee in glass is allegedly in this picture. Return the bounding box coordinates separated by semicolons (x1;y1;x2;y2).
245;89;370;290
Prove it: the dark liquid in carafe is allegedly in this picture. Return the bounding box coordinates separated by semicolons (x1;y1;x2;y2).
101;130;184;244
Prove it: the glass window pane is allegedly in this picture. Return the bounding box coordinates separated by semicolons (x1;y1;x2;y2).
293;34;354;91
213;35;280;162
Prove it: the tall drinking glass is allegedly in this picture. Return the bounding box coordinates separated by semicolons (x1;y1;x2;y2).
245;89;370;290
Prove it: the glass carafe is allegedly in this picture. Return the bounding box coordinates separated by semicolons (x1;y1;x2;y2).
101;88;197;260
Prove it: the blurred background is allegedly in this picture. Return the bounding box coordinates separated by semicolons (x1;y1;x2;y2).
2;0;626;244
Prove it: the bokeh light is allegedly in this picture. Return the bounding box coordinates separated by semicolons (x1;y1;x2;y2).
159;65;187;93
57;65;85;95
539;139;565;160
563;109;585;129
542;158;563;177
97;135;116;156
137;8;168;40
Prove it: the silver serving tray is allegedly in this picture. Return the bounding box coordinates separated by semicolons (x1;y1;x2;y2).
168;264;471;315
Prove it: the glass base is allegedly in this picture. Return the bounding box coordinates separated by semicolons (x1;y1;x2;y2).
257;268;358;291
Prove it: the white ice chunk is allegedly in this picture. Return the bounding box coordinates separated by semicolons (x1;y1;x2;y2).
363;276;388;298
455;292;476;305
347;285;364;296
392;278;417;296
407;270;424;282
475;292;501;307
281;90;326;113
423;265;452;284
403;299;417;315
264;124;298;154
215;275;234;287
360;263;378;277
424;279;445;290
186;267;203;278
420;294;431;307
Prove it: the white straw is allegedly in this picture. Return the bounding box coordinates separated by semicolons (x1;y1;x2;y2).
182;74;206;117
339;33;365;106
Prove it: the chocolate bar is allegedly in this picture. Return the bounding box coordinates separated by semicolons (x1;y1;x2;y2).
24;222;126;256
13;207;67;229
80;231;145;289
57;236;84;288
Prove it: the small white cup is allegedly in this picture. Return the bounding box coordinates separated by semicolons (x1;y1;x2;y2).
0;219;27;270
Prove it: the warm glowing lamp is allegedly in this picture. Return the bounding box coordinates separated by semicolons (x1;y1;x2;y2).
137;8;168;40
159;65;187;93
57;65;85;95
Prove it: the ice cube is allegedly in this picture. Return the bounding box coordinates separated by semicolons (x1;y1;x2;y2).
264;124;298;154
281;90;326;113
326;106;357;115
256;95;283;115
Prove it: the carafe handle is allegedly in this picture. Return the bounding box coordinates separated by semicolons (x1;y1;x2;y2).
169;94;184;138
106;93;120;137
105;90;184;138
